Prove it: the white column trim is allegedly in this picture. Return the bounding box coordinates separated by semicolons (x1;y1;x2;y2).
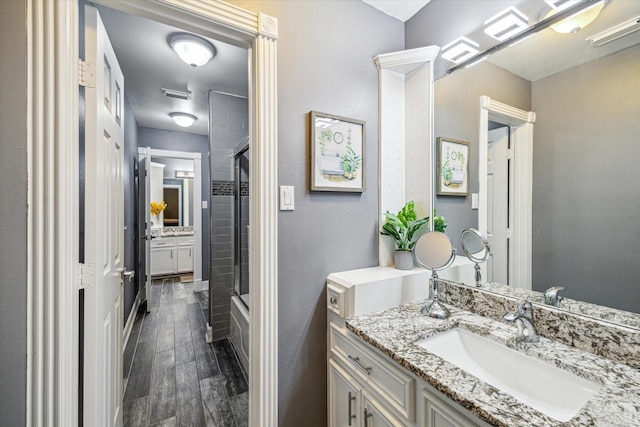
27;1;278;426
375;46;440;266
27;0;80;424
478;96;535;290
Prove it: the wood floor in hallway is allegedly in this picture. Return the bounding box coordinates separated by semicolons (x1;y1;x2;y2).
123;277;248;426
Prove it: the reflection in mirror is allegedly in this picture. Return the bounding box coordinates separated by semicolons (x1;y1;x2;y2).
151;156;195;227
415;231;456;319
461;228;490;287
433;0;640;319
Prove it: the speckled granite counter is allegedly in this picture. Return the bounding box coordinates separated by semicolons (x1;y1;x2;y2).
346;301;640;426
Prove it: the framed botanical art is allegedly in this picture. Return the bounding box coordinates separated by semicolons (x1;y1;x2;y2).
436;137;470;196
310;111;365;192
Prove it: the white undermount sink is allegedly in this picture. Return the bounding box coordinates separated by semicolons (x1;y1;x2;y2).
415;328;601;422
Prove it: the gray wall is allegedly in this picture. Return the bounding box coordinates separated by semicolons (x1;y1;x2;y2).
123;97;140;323
531;45;640;313
230;1;403;425
139;128;211;287
0;1;27;424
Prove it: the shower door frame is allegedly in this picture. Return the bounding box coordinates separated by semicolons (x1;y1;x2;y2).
234;141;250;308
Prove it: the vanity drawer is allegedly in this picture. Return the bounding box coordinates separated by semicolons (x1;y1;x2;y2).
178;236;194;246
151;236;176;248
330;323;415;421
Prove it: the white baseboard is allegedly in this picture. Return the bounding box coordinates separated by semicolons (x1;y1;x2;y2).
202;280;209;291
122;293;141;352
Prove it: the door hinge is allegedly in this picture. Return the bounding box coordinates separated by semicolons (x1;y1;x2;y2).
506;228;514;239
78;59;96;88
506;148;514;160
78;263;95;289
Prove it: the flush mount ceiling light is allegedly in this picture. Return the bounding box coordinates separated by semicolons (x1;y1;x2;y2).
484;6;529;41
175;170;194;179
170;112;197;128
168;33;216;68
545;0;605;34
441;37;480;64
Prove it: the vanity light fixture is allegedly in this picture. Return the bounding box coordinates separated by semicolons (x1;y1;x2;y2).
484;6;529;41
441;37;480;64
545;0;605;34
168;33;216;68
170;112;197;128
586;16;640;46
175;171;194;179
447;0;605;74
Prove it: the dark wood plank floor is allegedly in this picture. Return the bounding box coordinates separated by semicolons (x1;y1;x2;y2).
123;277;248;426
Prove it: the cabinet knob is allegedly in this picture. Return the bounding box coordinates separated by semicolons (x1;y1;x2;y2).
330;297;338;305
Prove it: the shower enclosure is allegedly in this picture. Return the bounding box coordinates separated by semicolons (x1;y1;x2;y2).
234;142;250;308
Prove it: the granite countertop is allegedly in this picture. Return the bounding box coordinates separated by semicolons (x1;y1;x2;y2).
153;226;194;237
346;301;640;427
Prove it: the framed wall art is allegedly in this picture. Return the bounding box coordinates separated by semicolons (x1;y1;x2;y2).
436;137;469;196
310;111;365;192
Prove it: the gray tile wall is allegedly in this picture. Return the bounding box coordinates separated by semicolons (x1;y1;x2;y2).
209;92;248;340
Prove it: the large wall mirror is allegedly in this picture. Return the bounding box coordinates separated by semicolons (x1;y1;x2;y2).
433;0;640;320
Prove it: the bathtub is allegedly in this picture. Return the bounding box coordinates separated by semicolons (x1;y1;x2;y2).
230;295;249;374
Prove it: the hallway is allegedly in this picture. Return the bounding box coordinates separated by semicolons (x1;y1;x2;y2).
123;278;248;426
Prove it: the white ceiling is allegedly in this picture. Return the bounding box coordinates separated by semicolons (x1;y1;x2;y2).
96;5;248;136
362;0;431;22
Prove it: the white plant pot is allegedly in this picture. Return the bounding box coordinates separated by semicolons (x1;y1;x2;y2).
394;250;414;270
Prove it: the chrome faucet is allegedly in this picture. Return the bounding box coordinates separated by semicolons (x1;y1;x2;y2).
503;301;540;343
543;286;565;307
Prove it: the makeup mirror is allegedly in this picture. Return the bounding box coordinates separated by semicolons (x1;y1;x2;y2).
461;228;490;287
414;231;456;319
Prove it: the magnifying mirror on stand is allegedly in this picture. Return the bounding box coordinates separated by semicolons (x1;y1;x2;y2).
460;228;490;287
414;231;456;319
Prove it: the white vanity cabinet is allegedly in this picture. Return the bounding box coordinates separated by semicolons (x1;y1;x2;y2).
327;267;492;427
150;235;193;276
177;236;194;273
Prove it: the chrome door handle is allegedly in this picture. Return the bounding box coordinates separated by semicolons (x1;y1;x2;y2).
347;392;356;425
347;355;372;375
364;408;373;427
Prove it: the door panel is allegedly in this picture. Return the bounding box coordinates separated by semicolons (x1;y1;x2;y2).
84;5;124;426
138;147;151;310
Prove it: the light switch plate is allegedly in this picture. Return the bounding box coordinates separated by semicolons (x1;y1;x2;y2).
280;185;294;211
471;193;479;210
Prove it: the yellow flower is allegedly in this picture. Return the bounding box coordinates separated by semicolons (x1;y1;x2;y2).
150;201;167;216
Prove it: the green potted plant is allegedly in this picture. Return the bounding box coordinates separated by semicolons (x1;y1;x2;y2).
381;201;447;270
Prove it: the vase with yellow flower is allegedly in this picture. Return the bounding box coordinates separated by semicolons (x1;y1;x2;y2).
150;201;167;226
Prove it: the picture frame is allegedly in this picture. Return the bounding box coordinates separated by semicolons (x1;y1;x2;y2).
310;111;365;192
436;137;470;196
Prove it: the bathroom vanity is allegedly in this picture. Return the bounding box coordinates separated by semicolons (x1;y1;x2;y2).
327;267;640;426
150;226;194;276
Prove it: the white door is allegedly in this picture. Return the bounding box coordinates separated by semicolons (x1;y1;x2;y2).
487;127;509;285
84;5;125;426
138;147;152;311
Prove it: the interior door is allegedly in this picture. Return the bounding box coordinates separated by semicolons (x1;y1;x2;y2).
487;127;509;285
138;147;152;311
84;5;125;426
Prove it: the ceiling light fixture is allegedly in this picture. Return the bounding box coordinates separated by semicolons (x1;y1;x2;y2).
484;7;529;41
545;0;605;34
441;37;480;64
170;112;197;128
586;16;640;46
168;33;216;68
